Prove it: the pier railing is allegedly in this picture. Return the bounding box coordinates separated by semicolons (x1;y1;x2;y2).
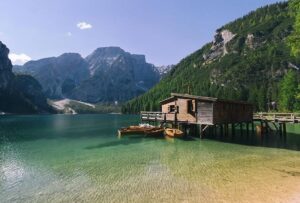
140;111;166;122
141;111;300;124
253;112;300;123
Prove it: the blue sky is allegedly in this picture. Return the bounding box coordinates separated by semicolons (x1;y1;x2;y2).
0;0;283;65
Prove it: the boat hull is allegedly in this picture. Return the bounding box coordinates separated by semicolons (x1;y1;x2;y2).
164;128;184;138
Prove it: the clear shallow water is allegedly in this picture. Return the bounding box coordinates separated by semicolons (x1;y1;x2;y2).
0;114;300;203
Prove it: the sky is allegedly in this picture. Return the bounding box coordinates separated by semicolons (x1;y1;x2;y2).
0;0;284;66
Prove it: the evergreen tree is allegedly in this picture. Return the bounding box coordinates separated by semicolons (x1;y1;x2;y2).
293;84;300;111
279;70;298;111
288;0;300;57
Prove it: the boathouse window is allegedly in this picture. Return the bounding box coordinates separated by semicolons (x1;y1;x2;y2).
168;105;176;113
187;100;194;113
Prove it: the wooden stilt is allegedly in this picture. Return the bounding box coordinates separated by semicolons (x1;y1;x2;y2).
252;122;255;135
279;123;282;137
246;122;249;137
283;123;287;137
265;121;269;135
199;124;203;139
214;125;217;137
232;123;235;137
240;123;243;136
225;124;228;137
220;124;224;138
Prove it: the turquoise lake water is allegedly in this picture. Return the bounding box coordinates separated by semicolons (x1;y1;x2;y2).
0;114;300;203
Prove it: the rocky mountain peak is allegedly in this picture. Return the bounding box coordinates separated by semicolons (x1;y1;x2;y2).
132;54;146;64
13;46;160;103
87;47;126;59
58;53;83;60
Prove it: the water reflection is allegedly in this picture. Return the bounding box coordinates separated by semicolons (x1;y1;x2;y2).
199;126;300;151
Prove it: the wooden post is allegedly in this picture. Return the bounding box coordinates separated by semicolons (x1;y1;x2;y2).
265;121;269;135
283;123;287;137
199;124;203;139
209;126;212;137
225;124;228;137
232;123;235;137
252;122;255;135
213;125;217;138
260;121;264;136
220;124;224;138
279;123;282;137
246;122;249;137
240;123;243;136
220;124;224;137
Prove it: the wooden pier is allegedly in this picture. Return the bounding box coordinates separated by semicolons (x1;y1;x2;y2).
141;93;254;139
140;93;300;139
253;112;300;123
141;111;300;138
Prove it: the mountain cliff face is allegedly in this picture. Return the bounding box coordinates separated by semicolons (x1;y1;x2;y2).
122;2;299;113
14;53;90;99
69;47;159;102
15;47;160;103
0;41;54;114
0;41;14;90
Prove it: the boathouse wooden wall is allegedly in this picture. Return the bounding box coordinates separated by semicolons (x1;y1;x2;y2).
197;101;213;124
161;96;253;125
213;102;253;124
161;98;197;123
161;101;176;121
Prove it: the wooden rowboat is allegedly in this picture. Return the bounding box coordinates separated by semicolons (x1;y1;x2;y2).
164;128;184;138
118;126;155;136
144;128;164;137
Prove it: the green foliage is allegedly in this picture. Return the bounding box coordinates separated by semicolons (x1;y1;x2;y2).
287;0;300;57
294;84;300;111
122;2;300;114
278;70;298;111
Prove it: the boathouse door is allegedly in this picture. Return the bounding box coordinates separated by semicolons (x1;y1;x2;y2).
197;101;213;125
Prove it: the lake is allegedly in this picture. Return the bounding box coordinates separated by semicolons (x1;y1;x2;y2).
0;114;300;202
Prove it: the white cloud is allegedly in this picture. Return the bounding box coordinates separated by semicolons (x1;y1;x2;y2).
66;32;72;37
9;53;31;65
77;21;92;30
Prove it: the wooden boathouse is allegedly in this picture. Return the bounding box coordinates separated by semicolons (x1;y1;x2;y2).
141;93;254;138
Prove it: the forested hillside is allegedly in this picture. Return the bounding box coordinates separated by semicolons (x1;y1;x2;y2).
122;2;300;113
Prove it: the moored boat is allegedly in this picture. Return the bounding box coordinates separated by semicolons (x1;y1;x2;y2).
144;127;164;137
164;128;184;138
118;125;156;136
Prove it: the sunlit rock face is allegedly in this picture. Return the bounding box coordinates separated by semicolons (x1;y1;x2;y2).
203;30;236;63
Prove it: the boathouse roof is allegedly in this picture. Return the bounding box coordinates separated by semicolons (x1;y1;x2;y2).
160;93;252;105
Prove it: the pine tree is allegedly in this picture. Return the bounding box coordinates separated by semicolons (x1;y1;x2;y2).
287;0;300;57
279;70;298;111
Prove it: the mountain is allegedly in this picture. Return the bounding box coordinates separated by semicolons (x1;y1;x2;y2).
122;2;300;113
14;53;90;99
0;41;54;114
156;65;175;77
14;47;160;103
69;47;160;103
